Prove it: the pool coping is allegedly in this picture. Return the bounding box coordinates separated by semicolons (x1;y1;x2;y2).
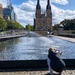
52;35;75;43
0;59;75;69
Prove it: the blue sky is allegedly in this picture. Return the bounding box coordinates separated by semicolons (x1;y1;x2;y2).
1;0;75;27
52;0;75;10
12;0;75;10
12;0;27;5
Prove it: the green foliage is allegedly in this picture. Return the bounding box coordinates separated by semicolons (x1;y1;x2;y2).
72;31;75;34
64;30;75;34
26;24;34;31
53;19;75;31
13;21;24;30
6;20;24;30
0;18;7;31
6;20;14;29
0;18;24;31
53;24;60;30
60;19;75;30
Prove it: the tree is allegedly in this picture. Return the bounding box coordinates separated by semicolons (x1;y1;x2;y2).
13;21;24;30
53;24;60;31
6;20;24;30
0;18;7;31
60;19;75;30
6;20;14;30
26;24;34;31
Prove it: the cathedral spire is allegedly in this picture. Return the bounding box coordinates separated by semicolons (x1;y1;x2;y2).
46;0;51;9
36;0;41;9
37;0;39;5
47;0;50;5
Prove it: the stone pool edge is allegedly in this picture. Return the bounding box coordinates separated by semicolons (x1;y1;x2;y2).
52;35;75;43
0;59;75;69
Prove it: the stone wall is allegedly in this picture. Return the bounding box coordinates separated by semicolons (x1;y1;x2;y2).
58;33;75;38
35;31;48;36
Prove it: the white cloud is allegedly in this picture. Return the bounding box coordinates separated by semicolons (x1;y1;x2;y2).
14;5;34;26
51;0;69;5
52;5;75;24
0;0;75;27
0;0;7;7
20;0;35;12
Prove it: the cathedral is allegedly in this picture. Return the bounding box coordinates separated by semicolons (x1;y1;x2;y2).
34;0;52;31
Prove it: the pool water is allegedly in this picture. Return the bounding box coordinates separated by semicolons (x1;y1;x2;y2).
0;35;75;60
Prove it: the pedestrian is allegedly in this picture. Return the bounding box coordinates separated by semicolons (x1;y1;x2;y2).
47;48;65;75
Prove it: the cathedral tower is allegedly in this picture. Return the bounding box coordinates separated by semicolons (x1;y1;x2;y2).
36;0;41;18
34;0;52;31
46;0;52;17
46;0;52;31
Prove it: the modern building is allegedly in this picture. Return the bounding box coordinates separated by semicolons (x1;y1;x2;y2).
0;3;3;18
3;4;16;21
3;7;11;20
34;0;52;31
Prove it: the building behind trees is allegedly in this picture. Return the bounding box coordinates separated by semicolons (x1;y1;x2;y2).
3;4;16;21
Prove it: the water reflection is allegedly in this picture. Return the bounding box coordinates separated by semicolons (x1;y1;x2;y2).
0;33;75;60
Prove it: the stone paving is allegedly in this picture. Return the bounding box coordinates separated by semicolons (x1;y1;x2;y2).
53;35;75;43
0;68;75;75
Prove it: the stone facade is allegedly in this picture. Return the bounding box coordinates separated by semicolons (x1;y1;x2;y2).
34;0;52;31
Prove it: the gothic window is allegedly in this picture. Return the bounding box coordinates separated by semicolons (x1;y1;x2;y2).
42;20;46;23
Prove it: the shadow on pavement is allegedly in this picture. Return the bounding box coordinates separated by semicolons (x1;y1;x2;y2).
44;73;58;75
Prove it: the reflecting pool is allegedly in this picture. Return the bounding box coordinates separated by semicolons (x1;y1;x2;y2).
0;32;75;60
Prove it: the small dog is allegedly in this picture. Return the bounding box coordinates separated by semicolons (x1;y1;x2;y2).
47;48;65;75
